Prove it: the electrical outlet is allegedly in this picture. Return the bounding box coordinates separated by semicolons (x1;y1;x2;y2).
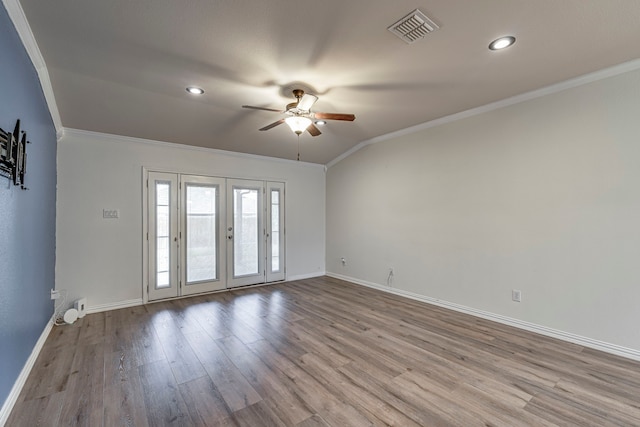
51;289;60;300
512;289;522;302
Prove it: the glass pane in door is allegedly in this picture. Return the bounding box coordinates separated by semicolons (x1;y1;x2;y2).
186;185;217;283
156;182;171;288
271;189;280;272
233;188;259;276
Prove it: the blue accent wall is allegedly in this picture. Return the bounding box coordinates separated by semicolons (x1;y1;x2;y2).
0;4;57;407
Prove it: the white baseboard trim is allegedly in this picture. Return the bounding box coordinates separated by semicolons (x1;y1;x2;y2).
86;298;143;314
0;315;54;427
286;272;326;282
327;272;640;362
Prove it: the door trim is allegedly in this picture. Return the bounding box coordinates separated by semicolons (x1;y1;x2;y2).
147;172;180;301
180;175;227;296
226;178;265;288
143;168;286;302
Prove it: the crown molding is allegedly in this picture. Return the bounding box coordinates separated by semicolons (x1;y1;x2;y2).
326;58;640;169
3;0;63;139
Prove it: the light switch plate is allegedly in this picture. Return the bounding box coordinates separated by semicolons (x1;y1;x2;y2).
103;209;119;219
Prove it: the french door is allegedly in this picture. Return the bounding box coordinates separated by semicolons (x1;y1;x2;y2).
226;179;264;288
147;172;285;301
181;175;226;295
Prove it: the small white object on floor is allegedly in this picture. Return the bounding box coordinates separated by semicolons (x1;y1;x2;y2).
63;308;79;324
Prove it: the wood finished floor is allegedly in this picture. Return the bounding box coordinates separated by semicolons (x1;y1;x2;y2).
7;276;640;426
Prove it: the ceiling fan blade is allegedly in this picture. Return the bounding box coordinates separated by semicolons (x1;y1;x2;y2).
307;124;321;137
259;119;285;131
297;94;318;111
314;112;356;121
242;105;283;113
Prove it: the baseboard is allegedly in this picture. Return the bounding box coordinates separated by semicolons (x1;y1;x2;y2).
86;298;143;314
327;272;640;362
0;315;54;427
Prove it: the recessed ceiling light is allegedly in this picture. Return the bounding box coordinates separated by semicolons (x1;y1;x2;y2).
186;87;204;95
315;120;327;126
489;36;516;51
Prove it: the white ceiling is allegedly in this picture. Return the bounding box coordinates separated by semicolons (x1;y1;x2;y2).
18;0;640;164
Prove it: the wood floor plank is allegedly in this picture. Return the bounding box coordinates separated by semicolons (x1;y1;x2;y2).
390;370;487;426
105;305;164;368
4;391;65;426
168;298;208;335
184;331;262;412
295;352;422;427
287;321;352;368
231;400;288;427
9;277;640;426
337;361;462;427
451;382;556;427
103;349;150;427
128;308;166;366
187;300;235;341
243;315;309;363
20;338;77;400
44;318;82;350
157;328;207;385
178;376;233;426
295;414;330;427
524;389;623;426
552;379;640;425
57;342;105;427
216;335;314;425
361;327;463;389
294;318;406;380
77;311;106;347
138;359;193;426
247;339;299;373
282;363;374;427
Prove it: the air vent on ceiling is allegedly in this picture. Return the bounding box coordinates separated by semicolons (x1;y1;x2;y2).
388;9;439;44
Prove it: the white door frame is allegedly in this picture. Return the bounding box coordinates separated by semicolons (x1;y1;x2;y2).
226;178;265;288
266;181;285;282
143;169;285;302
147;171;180;301
180;175;227;296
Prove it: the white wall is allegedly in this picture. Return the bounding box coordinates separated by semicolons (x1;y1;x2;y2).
57;129;325;310
327;66;640;353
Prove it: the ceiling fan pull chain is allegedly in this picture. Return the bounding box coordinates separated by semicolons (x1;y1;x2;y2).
297;134;300;161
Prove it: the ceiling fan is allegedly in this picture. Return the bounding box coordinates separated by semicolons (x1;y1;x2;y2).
242;89;356;136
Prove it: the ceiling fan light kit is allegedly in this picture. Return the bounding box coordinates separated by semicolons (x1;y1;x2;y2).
296;93;318;111
242;89;356;141
285;116;312;135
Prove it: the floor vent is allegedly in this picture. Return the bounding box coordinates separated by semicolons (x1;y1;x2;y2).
388;9;439;44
